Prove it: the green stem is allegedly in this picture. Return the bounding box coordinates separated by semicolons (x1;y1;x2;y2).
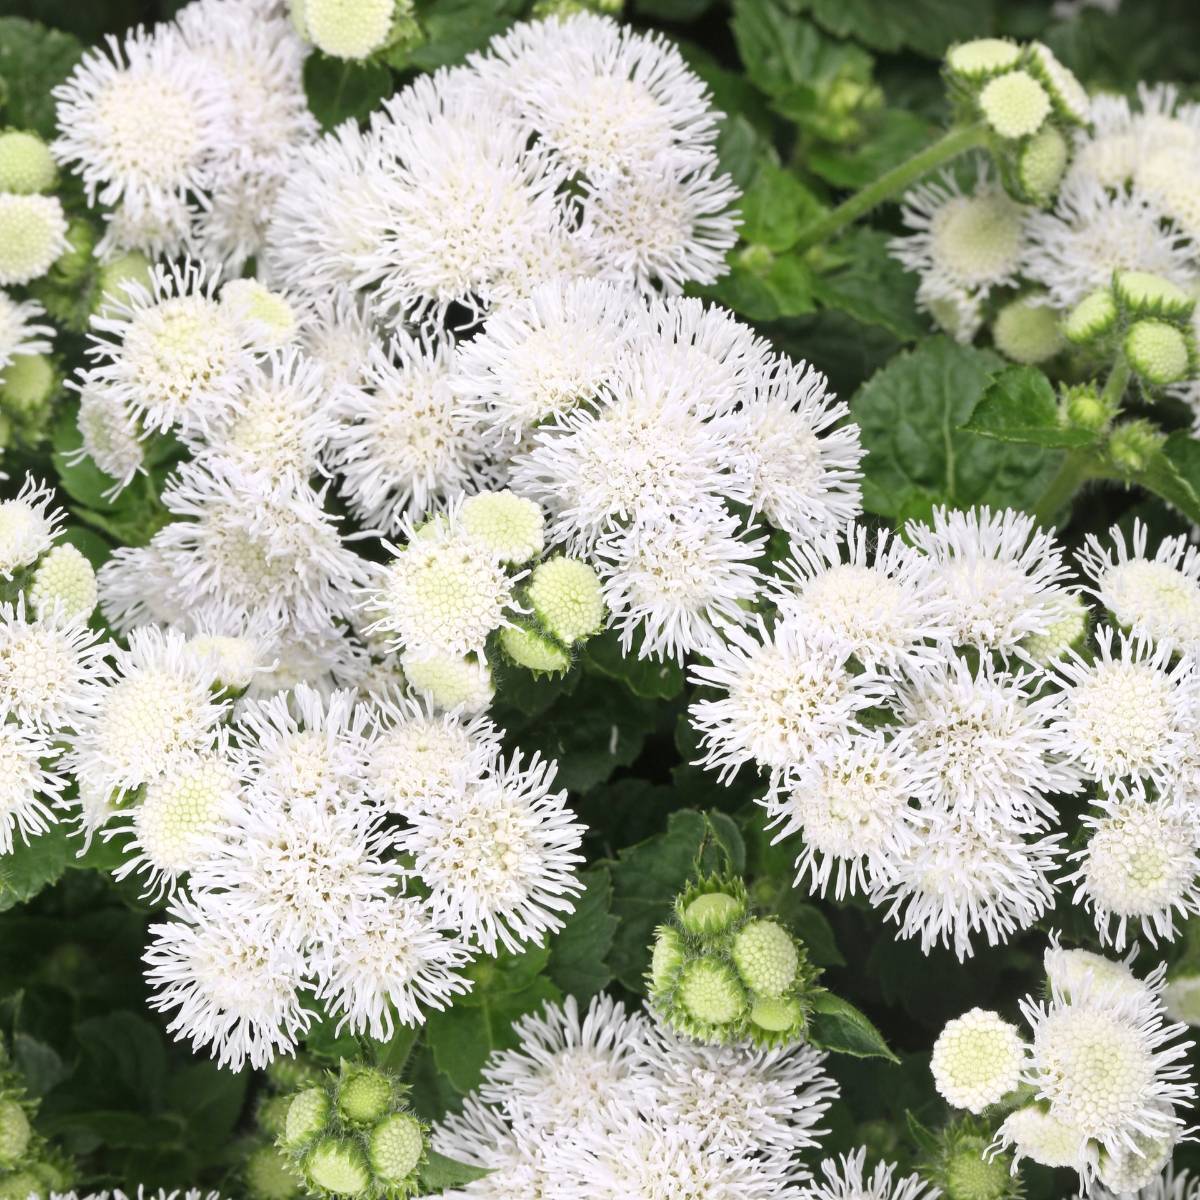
1100;354;1131;416
794;122;990;252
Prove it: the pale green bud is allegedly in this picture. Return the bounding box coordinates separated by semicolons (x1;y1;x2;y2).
1021;591;1089;664
649;926;685;992
0;1099;30;1168
732;919;800;998
0;194;68;286
1108;419;1166;475
52;219;96;287
0;1169;41;1200
0;352;55;414
992;295;1064;364
940;1134;1016;1200
748;994;805;1035
258;1094;294;1139
402;650;494;713
1114;270;1195;321
677;958;748;1028
1016;124;1068;206
526;556;605;644
283;1087;330;1149
944;39;1021;80
246;1143;304;1200
368;1111;424;1185
1125;319;1192;384
460;491;544;565
221;279;299;347
304;1137;371;1196
1062;288;1117;344
293;0;404;60
679;890;745;936
499;624;571;673
28;543;98;623
95;250;154;314
336;1067;393;1126
979;70;1052;139
0;130;56;194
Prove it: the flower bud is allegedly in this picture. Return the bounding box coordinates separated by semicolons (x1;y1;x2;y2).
28;543;97;623
677;957;748;1029
221;279;299;348
1107;419;1165;475
1062;289;1117;344
931;1008;1025;1113
526;556;605;645
336;1067;393;1126
979;70;1051;139
291;0;411;61
0;1098;30;1168
402;650;494;713
1016;124;1068;207
304;1136;371;1196
245;1142;304;1200
1114;270;1195;322
283;1086;331;1150
1124;319;1192;385
94;250;154;315
731;919;800;997
368;1111;425;1186
992;294;1064;364
460;491;545;565
499;624;571;674
0;130;56;194
944;39;1021;81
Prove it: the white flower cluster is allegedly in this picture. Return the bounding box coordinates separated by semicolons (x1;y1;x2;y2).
428;991;873;1200
692;508;1200;960
0;292;52;379
934;945;1195;1193
892;81;1200;405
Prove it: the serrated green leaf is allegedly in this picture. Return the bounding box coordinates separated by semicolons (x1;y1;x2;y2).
963;365;1099;449
391;0;524;71
583;630;684;700
0;823;75;913
790;0;995;58
739;161;825;253
547;867;618;1001
1130;447;1200;525
303;54;392;131
811;228;924;341
458;943;551;1007
853;336;1060;518
698;252;817;322
808;990;899;1062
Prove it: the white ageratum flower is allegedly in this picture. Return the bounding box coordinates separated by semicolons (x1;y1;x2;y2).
638;1018;838;1164
311;894;474;1040
82;259;262;437
1078;521;1200;649
871;807;1062;960
0;476;64;579
906;505;1075;655
52;24;229;233
1023;180;1196;311
931;1007;1026;1113
1045;943;1153;1005
112;748;239;900
69;624;227;794
73;385;146;498
1014;965;1195;1174
362;69;575;326
771;524;948;671
330;332;489;535
0;598;108;732
0;722;65;855
144;893;314;1070
1051;626;1200;793
477;995;653;1133
367;518;518;659
891;167;1027;340
595;505;765;663
802;1148;938;1200
689;615;891;791
998;1104;1089;1172
476;14;718;178
451;276;635;442
718;357;863;541
1066;796;1200;950
770;733;922;901
393;751;585;955
891;654;1080;834
0;193;69;286
510;348;740;553
577;152;739;295
363;691;499;816
0;291;52;373
218;279;301;348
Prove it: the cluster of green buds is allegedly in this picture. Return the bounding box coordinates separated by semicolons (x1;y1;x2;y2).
498;552;607;676
943;38;1089;207
238;1055;325;1200
916;1117;1020;1200
0;1036;75;1200
1065;270;1198;387
288;0;422;63
278;1061;428;1199
648;874;820;1047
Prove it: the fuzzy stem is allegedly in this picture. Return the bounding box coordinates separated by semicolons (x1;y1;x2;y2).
793;122;990;252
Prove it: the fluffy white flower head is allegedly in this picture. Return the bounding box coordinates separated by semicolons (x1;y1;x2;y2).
932;1008;1026;1113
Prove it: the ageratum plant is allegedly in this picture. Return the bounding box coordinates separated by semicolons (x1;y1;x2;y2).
2;1;1200;1199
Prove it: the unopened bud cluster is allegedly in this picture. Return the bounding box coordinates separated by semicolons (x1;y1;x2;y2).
648;873;819;1047
0;1034;75;1200
278;1062;427;1199
922;1118;1020;1200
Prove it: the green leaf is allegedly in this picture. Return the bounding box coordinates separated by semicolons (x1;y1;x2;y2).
39;1110;183;1150
165;1061;248;1156
962;365;1099;449
808;990;899;1062
74;1011;168;1109
303;55;393;131
789;0;996;59
0;823;75;913
392;0;524;71
0;18;84;139
805;108;935;190
11;1032;68;1098
419;1149;491;1190
457;944;552;1007
426;975;560;1094
583;630;684;700
739;161;825;253
1131;443;1200;526
547;867;619;1001
811;228;924;341
852;336;1060;518
698;252;817;323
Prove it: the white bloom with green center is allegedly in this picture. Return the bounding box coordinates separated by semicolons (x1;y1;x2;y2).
1051;626;1200;793
931;1008;1026;1113
1078;520;1200;648
689;613;891;792
979;70;1052;139
393;751;584;955
29;543;99;624
905;505;1074;656
1045;945;1152;1005
0;475;64;579
0;193;69;286
0;721;64;855
1067;797;1200;950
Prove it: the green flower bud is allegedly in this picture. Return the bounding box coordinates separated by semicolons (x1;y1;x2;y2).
1016;124;1068;207
460;491;544;565
677;876;748;935
1108;419;1165;476
526;556;605;645
677;958;748;1029
0;352;54;414
0;130;56;194
732;919;800;997
992;295;1064;364
748;994;805;1035
737;243;773;275
1125;319;1192;385
979;70;1051;139
292;0;411;60
1061;384;1109;433
928;1124;1020;1200
403;650;493;713
259;1094;294;1139
0;1099;30;1168
1114;270;1195;321
283;1086;330;1149
337;1067;393;1126
94;250;154;315
51;220;96;287
1025;42;1090;126
246;1142;304;1200
1020;591;1089;664
1164;972;1200;1026
368;1111;425;1184
28;543;98;623
1062;288;1117;344
0;1169;42;1200
498;624;572;674
944;39;1021;80
649;925;685;992
304;1136;371;1196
